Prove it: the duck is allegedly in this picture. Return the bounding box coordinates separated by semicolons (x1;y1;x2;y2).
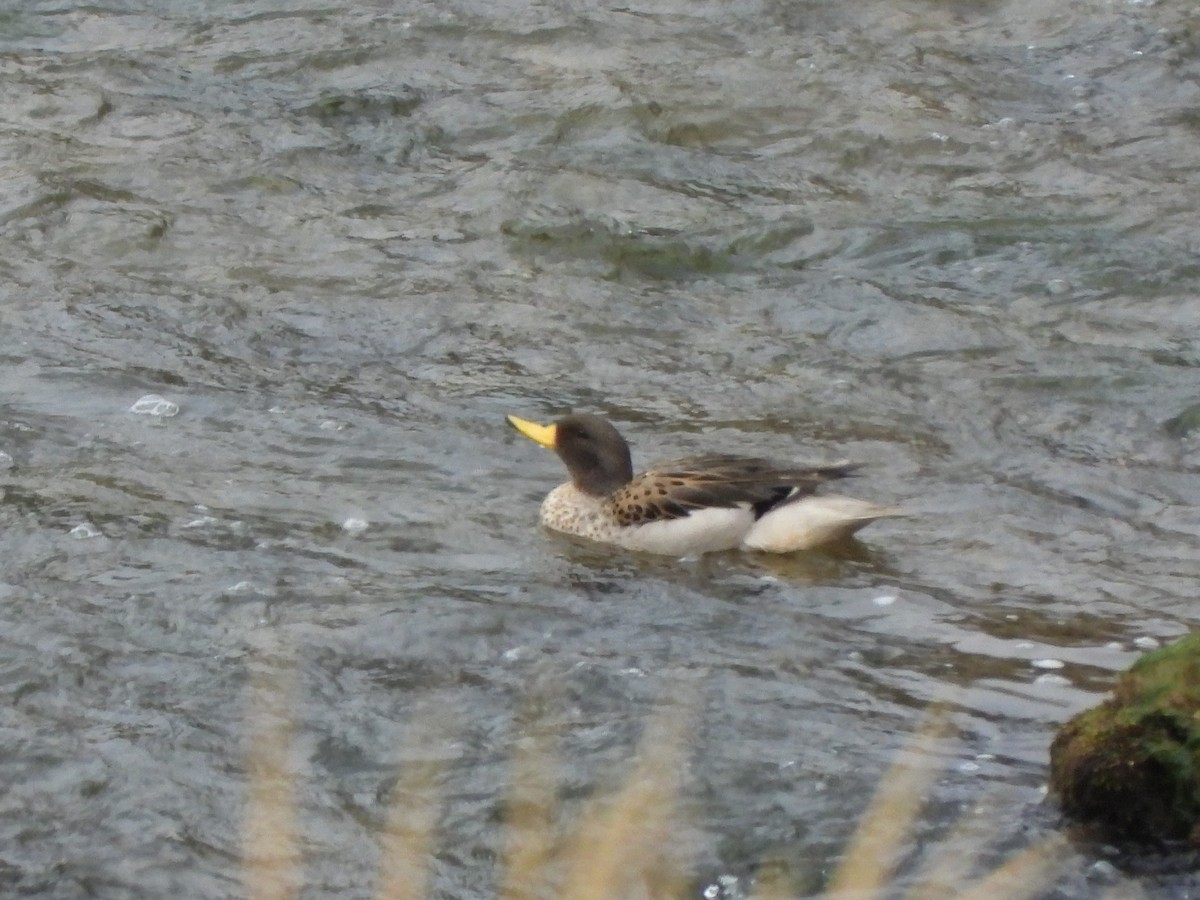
506;413;901;556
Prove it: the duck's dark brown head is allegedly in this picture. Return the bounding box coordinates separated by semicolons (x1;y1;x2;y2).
507;413;634;496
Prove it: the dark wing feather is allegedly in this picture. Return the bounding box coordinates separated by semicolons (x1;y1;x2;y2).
606;455;860;526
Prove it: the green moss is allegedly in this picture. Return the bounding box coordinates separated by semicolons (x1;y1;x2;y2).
1050;633;1200;844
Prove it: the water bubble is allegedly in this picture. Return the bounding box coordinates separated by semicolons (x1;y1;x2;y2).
1133;636;1160;650
1032;658;1065;669
0;450;13;469
702;875;742;900
1090;859;1121;882
130;394;179;417
872;593;897;606
70;522;102;539
1035;673;1071;686
342;517;369;534
983;117;1017;131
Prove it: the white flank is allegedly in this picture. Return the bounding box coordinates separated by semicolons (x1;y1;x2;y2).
741;496;903;553
617;506;756;556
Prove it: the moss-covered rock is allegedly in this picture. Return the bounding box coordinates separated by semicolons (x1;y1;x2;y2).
1050;632;1200;845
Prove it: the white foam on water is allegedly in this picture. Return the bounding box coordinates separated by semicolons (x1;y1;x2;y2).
130;394;179;417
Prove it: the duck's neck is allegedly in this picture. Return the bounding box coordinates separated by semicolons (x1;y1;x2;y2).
569;449;632;497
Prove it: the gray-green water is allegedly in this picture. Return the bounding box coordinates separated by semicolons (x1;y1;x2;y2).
2;1;1199;896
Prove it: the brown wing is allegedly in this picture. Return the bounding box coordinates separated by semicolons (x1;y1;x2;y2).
606;455;860;526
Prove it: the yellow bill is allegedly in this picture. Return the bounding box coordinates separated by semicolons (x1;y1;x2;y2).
507;415;559;449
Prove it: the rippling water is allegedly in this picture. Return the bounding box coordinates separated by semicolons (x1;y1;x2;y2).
2;1;1199;897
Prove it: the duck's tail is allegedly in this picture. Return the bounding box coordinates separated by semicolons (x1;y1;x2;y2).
740;495;904;553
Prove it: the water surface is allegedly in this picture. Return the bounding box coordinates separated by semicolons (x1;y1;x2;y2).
1;1;1199;897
